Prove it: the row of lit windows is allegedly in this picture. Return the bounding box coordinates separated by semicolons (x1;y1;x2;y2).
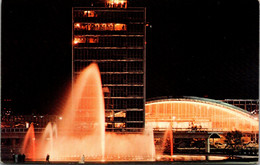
74;49;143;60
102;74;143;85
105;0;127;8
105;110;126;118
105;111;144;128
1;116;57;121
1;121;50;128
105;111;126;122
73;10;144;22
74;23;127;31
74;61;143;72
73;36;144;47
105;122;126;129
74;25;144;35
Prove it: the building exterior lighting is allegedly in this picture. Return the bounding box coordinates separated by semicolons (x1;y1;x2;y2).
26;122;29;128
145;99;259;132
73;3;145;132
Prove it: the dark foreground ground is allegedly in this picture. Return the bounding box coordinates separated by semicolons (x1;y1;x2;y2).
1;158;259;165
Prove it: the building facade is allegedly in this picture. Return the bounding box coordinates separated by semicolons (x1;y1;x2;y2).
145;97;259;133
222;99;259;115
72;1;146;132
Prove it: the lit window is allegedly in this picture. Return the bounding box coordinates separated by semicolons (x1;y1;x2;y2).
114;111;126;118
114;24;127;31
74;23;81;29
73;37;86;44
83;11;97;17
107;23;114;31
115;123;125;128
87;37;99;43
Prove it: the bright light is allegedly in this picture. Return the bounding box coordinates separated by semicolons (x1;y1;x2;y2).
254;117;258;120
26;122;29;128
59;117;63;120
73;40;78;44
75;23;80;27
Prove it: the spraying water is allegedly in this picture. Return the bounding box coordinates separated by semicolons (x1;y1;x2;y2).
21;123;36;161
23;63;155;161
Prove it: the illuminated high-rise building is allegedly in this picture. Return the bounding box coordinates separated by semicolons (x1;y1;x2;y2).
72;0;146;132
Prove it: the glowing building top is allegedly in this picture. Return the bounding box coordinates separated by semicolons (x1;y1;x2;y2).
105;0;127;8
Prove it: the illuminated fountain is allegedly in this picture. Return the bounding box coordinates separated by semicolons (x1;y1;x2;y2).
160;126;173;158
22;63;155;161
21;63;258;162
21;123;36;161
36;122;58;159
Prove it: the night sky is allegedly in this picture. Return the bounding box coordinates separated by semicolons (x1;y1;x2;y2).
2;0;259;115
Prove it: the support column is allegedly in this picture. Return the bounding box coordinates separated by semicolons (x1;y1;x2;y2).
205;137;210;153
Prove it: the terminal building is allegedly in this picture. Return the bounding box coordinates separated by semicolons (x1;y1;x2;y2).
145;97;259;133
72;0;146;132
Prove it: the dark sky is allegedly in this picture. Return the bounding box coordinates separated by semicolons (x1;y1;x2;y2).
2;0;259;115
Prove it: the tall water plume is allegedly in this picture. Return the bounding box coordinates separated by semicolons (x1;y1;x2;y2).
21;123;36;161
24;63;155;161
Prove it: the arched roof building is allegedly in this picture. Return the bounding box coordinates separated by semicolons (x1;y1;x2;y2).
145;97;258;133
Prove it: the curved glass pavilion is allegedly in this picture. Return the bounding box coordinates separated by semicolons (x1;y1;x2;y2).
145;97;258;133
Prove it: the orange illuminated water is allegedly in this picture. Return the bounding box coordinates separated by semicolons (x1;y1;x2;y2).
23;63;155;161
160;126;173;158
21;123;36;161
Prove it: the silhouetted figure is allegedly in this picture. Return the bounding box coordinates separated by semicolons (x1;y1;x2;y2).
46;154;50;163
18;154;21;162
12;154;15;163
22;154;25;162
